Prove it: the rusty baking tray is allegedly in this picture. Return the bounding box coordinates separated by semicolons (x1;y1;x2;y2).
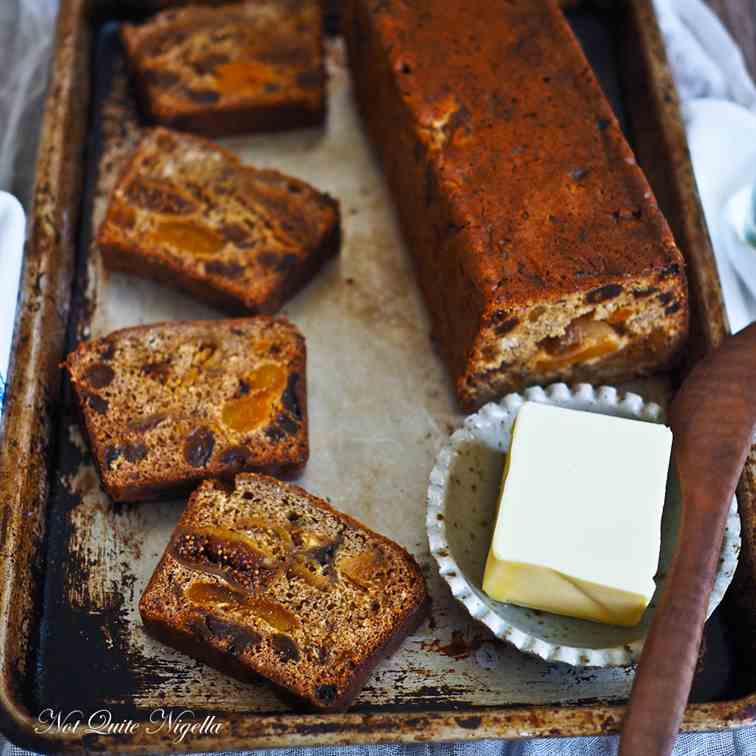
2;0;756;751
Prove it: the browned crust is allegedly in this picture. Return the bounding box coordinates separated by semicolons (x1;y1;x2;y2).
146;101;326;140
96;127;341;314
325;592;430;710
64;318;308;503
344;0;689;407
139;474;430;710
120;1;326;138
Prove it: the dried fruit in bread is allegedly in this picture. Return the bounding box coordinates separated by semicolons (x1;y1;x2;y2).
64;317;308;502
121;0;325;137
97;128;340;314
345;0;689;409
139;473;429;710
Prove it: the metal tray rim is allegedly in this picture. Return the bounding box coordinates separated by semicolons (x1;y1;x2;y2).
1;0;755;751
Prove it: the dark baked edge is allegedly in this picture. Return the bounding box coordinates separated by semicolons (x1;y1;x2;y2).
99;215;340;316
140;591;429;711
143;100;327;139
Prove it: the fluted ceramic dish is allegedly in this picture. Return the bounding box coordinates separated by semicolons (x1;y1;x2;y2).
426;383;741;668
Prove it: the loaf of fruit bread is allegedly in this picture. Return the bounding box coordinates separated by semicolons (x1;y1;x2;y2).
64;317;307;503
97;128;340;314
139;473;430;710
120;0;325;137
345;0;689;410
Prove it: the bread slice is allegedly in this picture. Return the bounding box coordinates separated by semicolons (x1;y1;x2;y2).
97;128;340;314
64;317;308;503
121;1;325;137
139;474;429;710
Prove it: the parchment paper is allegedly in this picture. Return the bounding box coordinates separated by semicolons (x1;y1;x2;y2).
60;38;655;712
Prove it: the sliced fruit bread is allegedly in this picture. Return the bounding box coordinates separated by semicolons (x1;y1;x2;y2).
64;317;307;502
97;128;340;314
139;473;430;710
121;0;325;137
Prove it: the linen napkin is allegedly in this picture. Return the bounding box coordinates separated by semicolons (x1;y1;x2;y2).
654;0;756;332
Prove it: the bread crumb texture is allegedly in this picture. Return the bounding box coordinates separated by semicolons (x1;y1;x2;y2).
140;474;429;709
65;317;308;502
97;128;340;314
121;0;325;136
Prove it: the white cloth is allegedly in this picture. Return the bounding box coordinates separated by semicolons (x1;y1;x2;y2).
1;0;756;754
2;731;756;756
0;0;55;414
654;0;756;333
684;98;756;332
0;0;56;207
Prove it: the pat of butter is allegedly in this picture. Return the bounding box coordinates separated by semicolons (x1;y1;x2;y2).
482;402;672;626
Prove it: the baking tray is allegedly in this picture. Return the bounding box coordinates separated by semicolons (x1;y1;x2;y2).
1;0;755;752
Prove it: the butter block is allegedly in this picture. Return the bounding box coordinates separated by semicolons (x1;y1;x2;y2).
482;401;672;626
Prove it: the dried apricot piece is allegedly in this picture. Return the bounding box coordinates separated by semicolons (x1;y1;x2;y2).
222;395;275;432
289;558;332;591
186;581;248;608
221;362;287;433
152;219;226;257
236;517;294;551
186;581;298;632
536;316;621;370
214;61;270;95
339;548;387;590
248;363;286;393
249;598;299;632
607;308;633;326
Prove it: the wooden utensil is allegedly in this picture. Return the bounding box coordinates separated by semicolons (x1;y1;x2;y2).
620;322;756;756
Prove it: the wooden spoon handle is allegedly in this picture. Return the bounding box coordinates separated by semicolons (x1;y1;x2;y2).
619;322;756;756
